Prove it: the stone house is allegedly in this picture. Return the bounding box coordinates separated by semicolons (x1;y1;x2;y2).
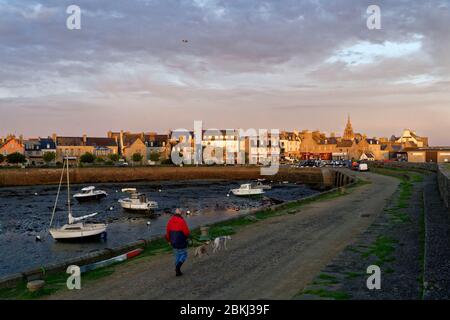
280;131;302;161
107;131;170;163
23;138;57;166
55;134;118;162
0;135;24;158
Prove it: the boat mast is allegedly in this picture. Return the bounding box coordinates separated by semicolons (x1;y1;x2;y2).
66;157;71;219
49;155;66;229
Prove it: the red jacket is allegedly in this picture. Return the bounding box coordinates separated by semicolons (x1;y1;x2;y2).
165;214;190;249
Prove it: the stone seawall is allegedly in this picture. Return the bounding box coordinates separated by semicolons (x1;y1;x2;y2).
371;161;438;172
437;165;450;209
0;166;330;188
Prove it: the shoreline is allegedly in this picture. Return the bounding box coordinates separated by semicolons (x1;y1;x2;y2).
0;166;329;188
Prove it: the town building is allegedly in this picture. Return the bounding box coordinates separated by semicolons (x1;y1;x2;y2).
280;131;302;161
407;147;450;163
54;134;118;162
0;135;24;157
169;128;280;165
343;115;356;141
23;138;57;166
396;129;428;148
107;131;170;163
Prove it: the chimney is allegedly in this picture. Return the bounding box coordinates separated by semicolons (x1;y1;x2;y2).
52;133;57;144
107;131;112;138
82;134;87;144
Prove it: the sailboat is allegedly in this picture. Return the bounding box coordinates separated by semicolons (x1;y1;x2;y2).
49;157;107;241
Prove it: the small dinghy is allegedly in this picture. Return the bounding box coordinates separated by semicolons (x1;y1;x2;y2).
231;183;265;196
118;189;158;213
73;186;107;202
49;157;107;241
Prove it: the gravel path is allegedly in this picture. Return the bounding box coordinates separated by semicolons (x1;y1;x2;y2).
46;171;398;300
298;171;450;300
298;172;424;300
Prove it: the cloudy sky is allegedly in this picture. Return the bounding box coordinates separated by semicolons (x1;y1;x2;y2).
1;0;449;144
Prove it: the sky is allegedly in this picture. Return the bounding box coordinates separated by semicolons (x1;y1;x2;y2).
0;0;449;144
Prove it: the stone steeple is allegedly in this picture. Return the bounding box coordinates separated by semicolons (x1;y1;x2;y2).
343;114;355;141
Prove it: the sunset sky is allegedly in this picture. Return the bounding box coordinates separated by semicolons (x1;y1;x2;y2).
1;0;449;144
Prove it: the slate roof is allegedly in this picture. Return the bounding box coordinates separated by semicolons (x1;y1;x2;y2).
56;137;117;147
336;140;353;148
39;138;56;150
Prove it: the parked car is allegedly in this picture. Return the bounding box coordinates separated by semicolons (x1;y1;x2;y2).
115;161;129;167
358;163;369;171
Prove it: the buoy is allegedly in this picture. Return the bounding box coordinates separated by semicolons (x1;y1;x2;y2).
109;206;114;211
35;235;41;241
158;189;162;192
146;221;151;226
227;194;230;197
34;193;38;196
187;210;191;214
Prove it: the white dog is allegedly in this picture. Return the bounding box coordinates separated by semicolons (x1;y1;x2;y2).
212;236;232;253
194;241;210;258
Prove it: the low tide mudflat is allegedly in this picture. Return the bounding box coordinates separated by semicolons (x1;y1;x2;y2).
0;179;317;278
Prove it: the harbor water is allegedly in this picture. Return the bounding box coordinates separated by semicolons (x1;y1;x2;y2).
0;179;318;278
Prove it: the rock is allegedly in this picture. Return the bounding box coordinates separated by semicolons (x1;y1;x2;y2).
27;280;45;292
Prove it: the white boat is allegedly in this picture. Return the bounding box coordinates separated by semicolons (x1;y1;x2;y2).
118;189;158;213
231;183;265;196
73;186;107;202
49;157;107;241
50;222;107;240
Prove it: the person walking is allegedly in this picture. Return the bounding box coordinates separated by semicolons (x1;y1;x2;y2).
165;208;190;276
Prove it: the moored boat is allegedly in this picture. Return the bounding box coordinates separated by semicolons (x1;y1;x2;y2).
49;157;107;241
231;183;265;196
73;186;107;202
118;189;158;213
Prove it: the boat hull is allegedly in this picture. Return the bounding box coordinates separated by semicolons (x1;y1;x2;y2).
74;193;107;202
231;189;265;196
118;199;158;214
50;223;107;241
120;205;157;214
